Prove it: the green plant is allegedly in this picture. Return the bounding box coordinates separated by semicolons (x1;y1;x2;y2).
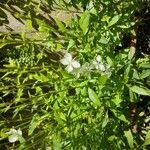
0;0;150;149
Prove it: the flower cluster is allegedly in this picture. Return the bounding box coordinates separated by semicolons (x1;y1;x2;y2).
60;53;80;72
6;128;22;143
60;53;111;78
92;55;111;77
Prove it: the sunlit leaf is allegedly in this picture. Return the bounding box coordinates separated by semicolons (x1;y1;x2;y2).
26;11;32;32
98;75;108;85
124;129;134;148
129;90;138;102
28;114;48;136
15;88;23;102
112;93;122;106
102;111;109;128
139;63;150;69
111;109;129;123
54;18;66;32
87;1;97;15
88;88;100;107
99;36;109;44
79;11;90;35
0;43;7;49
67;39;75;50
143;130;150;146
33;73;49;82
140;69;150;79
129;85;150;96
53;134;61;150
128;47;135;60
108;15;120;27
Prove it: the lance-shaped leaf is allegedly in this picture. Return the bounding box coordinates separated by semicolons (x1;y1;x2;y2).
79;11;90;35
124;130;134;148
108;15;120;27
88;88;100;107
128;85;150;96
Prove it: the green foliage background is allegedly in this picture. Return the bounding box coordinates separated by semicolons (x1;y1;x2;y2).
0;0;150;149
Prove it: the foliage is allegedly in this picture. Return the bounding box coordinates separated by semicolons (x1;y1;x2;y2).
0;0;150;149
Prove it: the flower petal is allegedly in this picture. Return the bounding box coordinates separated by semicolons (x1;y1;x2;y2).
8;135;18;143
92;61;99;69
60;53;72;65
60;58;70;65
17;129;22;135
72;61;80;68
66;65;73;72
96;55;102;62
7;128;17;135
99;64;106;72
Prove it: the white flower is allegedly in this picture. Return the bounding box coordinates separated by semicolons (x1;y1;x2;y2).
60;53;80;72
72;62;91;78
92;55;106;72
95;55;102;62
7;128;22;143
79;62;91;74
105;64;111;77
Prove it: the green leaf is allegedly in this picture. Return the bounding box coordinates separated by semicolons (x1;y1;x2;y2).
143;138;150;146
28;114;48;136
26;11;32;32
98;75;108;85
13;104;28;118
33;73;49;82
145;130;150;140
36;19;52;33
102;112;109;128
79;11;90;35
28;114;42;136
111;109;128;123
87;1;97;15
88;88;100;107
99;36;109;44
140;69;150;79
59;112;66;121
15;88;23;102
54;18;66;32
108;15;120;27
53;134;61;150
133;69;140;80
143;130;150;146
128;47;135;60
67;39;75;50
47;0;53;7
129;90;138;102
21;26;26;41
0;43;7;49
112;93;122;106
124;130;134;148
139;63;150;69
129;85;150;96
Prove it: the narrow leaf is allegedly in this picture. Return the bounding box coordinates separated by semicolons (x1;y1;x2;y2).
28;114;48;136
54;18;66;32
79;11;90;35
129;85;150;96
143;130;150;146
99;36;109;44
124;130;134;148
108;15;120;27
88;88;100;107
140;69;150;79
139;63;150;69
28;114;42;136
33;73;49;82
